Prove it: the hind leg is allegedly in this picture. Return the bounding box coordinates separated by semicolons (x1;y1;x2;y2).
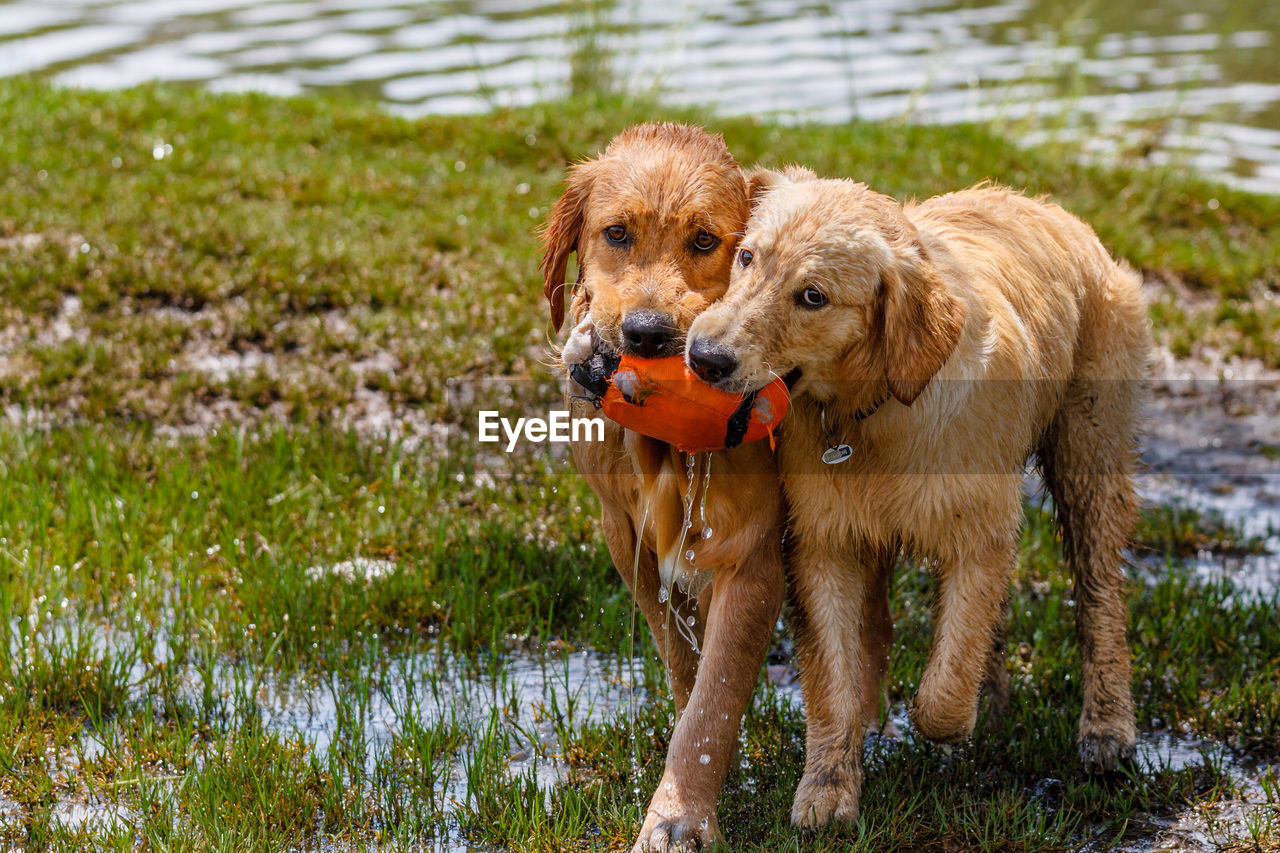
1041;376;1143;771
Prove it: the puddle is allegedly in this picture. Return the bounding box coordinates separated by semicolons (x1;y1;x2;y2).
1;630;645;848
1;0;1279;192
249;647;640;759
1140;365;1280;602
192;647;645;847
1115;732;1279;853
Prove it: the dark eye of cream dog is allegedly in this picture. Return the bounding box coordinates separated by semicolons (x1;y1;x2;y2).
796;286;828;309
692;230;719;252
604;224;628;245
738;248;753;267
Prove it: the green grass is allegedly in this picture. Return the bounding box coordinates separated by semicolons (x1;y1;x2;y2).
1;77;1279;435
1;81;1279;851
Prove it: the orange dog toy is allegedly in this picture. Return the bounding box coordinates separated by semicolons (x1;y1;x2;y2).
571;353;789;454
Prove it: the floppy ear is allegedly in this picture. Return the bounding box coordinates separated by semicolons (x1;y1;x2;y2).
743;164;816;209
743;167;779;209
880;243;965;405
539;163;595;332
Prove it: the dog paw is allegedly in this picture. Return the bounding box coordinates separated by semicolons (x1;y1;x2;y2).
631;810;720;852
1079;707;1137;773
908;693;977;744
791;768;861;830
1079;729;1136;774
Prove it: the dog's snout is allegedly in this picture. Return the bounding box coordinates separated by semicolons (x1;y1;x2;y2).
621;311;677;357
688;337;739;384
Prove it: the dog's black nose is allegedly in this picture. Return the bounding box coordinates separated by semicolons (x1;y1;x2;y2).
688;338;738;383
621;311;677;357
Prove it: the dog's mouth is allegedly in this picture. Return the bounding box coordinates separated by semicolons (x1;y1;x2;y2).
634;338;687;359
733;366;802;396
711;361;798;394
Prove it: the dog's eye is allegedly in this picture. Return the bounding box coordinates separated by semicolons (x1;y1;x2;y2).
692;230;719;252
604;224;628;245
796;286;827;309
738;248;754;268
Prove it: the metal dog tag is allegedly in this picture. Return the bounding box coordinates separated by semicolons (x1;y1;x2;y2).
822;443;853;465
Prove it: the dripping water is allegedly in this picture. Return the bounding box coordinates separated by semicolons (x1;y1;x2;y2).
666;453;705;655
627;493;651;800
698;452;713;540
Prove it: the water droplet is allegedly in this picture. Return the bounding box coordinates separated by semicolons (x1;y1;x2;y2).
698;453;713;528
699;754;711;765
685;549;695;562
701;526;713;539
657;587;669;604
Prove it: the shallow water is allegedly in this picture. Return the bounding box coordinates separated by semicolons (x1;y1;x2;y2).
1;0;1279;192
254;646;639;761
1109;731;1277;853
1;636;642;847
5;601;1274;851
184;651;1280;851
1140;372;1280;601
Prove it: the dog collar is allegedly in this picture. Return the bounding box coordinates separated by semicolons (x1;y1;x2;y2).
819;393;888;464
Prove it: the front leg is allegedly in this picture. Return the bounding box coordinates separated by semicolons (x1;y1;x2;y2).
910;536;1015;744
789;539;894;829
981;599;1011;731
633;546;784;852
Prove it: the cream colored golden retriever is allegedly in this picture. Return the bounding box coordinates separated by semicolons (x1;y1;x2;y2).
686;174;1150;828
541;123;785;851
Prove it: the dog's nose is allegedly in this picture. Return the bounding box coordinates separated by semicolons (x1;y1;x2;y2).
621;311;677;357
688;338;738;384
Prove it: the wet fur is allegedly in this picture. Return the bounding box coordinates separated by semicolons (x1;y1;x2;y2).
689;175;1151;828
540;124;786;852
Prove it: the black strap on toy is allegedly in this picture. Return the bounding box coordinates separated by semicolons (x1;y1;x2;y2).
723;389;759;449
569;349;620;407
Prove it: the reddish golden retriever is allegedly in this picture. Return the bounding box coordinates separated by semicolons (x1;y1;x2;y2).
540;124;786;851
